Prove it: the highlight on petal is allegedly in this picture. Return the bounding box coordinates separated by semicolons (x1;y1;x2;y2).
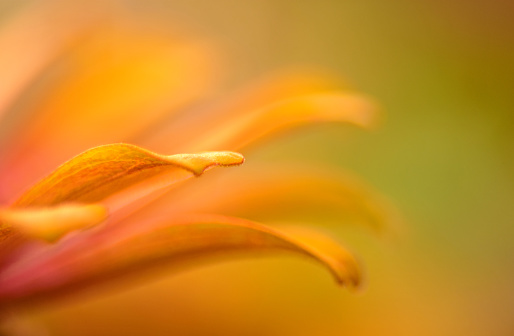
184;92;378;152
13;144;244;208
0;214;360;307
0;204;107;243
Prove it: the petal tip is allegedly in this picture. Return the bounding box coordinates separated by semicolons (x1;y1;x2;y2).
333;260;362;289
187;151;245;176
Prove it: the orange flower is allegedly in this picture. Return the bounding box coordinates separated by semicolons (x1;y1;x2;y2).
0;1;389;312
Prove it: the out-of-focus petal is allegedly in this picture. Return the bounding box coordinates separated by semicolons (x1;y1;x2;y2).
181;92;377;152
0;214;360;308
135;165;395;234
0;223;24;267
13;144;244;209
0;0;104;123
0;13;216;202
142;70;359;153
0;204;107;243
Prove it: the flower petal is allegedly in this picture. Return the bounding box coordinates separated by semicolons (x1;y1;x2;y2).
0;0;104;122
13;144;244;208
0;214;360;307
173;92;377;152
0;204;107;243
142;69;345;153
129;165;396;234
0;12;216;203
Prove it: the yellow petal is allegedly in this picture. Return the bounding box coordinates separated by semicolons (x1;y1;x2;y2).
13;144;244;208
142;69;344;153
183;92;378;152
0;12;216;202
19;25;212;144
0;214;359;307
0;204;107;243
130;165;395;234
101;214;361;288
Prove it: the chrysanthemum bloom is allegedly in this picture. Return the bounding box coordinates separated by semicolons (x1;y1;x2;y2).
0;0;390;318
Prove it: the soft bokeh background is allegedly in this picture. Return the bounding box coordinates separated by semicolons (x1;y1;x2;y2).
2;0;514;335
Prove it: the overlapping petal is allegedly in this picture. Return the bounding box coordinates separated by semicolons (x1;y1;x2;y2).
0;11;216;203
0;214;359;308
137;165;394;234
0;1;389;315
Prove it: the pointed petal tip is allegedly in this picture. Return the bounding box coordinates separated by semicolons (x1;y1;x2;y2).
332;258;362;289
275;225;363;288
317;250;363;289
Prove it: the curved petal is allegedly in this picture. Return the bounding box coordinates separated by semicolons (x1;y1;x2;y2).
13;144;244;208
0;214;360;308
0;204;107;243
0;12;216;203
129;165;396;234
141;69;345;152
180;92;378;152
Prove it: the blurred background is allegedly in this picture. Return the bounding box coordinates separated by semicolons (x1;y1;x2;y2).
1;0;513;335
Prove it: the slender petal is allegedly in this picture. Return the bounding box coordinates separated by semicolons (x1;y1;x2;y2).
13;144;244;208
134;165;395;234
142;69;345;152
0;214;360;308
181;92;377;152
